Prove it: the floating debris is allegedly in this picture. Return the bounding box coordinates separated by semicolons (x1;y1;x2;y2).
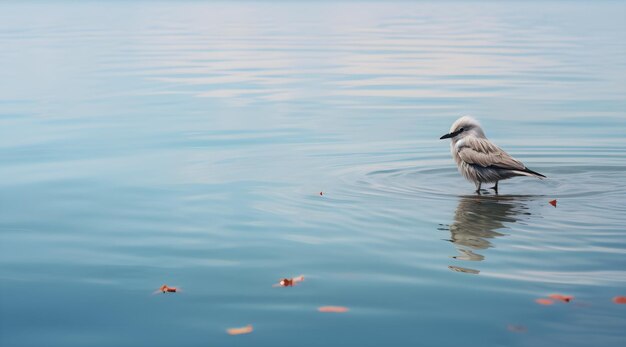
549;199;557;207
155;285;178;294
507;324;528;333
613;296;626;304
227;325;253;335
318;306;349;313
535;298;554;305
549;294;574;303
274;275;304;287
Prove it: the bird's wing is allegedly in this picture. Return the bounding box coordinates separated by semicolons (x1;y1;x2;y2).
456;137;525;170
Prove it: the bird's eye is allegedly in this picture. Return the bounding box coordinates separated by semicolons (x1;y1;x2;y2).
459;127;465;132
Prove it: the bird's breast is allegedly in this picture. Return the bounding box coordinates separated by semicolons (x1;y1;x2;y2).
454;138;466;150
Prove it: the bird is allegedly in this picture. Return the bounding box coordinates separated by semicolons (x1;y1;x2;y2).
440;116;545;193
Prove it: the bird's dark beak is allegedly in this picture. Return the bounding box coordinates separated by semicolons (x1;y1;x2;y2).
440;128;462;140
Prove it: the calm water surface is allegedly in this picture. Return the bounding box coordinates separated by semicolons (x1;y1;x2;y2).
1;1;625;346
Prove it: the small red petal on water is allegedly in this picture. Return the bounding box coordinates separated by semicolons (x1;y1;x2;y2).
278;278;293;287
549;294;574;303
227;325;253;335
535;298;554;305
507;324;528;333
276;275;304;287
318;306;349;313
613;296;626;304
158;285;178;293
549;199;557;207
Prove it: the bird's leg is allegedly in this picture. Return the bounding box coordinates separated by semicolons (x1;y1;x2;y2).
490;181;499;194
475;182;482;194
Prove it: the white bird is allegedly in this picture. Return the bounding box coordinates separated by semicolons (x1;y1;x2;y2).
440;116;545;193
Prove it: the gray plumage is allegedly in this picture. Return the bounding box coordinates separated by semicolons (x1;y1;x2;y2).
440;116;545;193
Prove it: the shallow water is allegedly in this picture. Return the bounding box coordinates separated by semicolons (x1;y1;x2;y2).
1;1;625;346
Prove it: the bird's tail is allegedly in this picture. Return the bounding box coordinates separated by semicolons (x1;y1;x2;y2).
514;167;546;179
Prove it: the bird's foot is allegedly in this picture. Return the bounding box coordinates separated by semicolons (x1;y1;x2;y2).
489;182;499;195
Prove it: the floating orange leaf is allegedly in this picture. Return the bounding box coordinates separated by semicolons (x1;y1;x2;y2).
535;298;554;305
549;199;557;207
318;306;349;313
279;278;293;287
613;296;626;304
155;285;178;294
274;275;304;287
227;325;253;335
549;294;574;303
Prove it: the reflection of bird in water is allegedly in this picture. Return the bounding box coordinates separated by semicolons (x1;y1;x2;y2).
440;195;531;274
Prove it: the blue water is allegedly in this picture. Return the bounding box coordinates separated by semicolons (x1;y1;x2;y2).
1;1;625;346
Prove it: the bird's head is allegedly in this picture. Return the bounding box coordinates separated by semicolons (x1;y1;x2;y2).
439;116;486;142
